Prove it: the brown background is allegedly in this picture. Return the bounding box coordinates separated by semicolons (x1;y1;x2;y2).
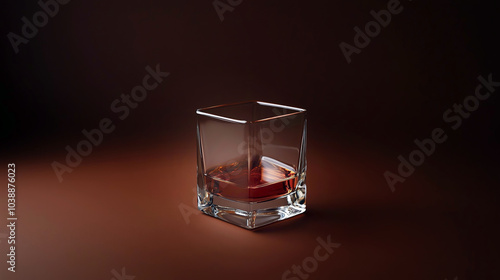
1;0;499;279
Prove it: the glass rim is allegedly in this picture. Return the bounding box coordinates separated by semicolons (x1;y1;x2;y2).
196;100;306;124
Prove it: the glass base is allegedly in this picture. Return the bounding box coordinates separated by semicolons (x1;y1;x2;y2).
198;187;306;229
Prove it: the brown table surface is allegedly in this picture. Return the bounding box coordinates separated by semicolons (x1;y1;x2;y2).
1;135;498;280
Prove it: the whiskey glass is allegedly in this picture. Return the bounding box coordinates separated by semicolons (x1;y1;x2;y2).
196;101;307;229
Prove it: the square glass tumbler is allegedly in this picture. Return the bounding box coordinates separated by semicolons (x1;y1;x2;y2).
196;101;307;229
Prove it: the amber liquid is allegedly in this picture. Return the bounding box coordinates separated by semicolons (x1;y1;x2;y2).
205;157;297;202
